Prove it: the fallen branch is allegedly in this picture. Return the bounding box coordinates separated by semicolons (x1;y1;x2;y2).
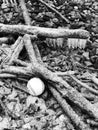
19;0;31;25
0;73;28;81
13;59;30;67
0;37;9;44
38;0;70;24
8;36;24;65
33;41;44;64
11;36;23;50
69;74;98;95
24;34;98;120
49;85;91;130
0;24;89;38
19;0;43;65
1;36;22;66
0;65;32;77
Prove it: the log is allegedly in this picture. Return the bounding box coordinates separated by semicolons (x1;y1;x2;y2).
0;24;89;39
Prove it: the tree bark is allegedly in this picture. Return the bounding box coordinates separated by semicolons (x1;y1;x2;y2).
0;24;89;39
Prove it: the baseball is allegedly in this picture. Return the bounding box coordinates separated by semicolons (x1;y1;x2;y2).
27;77;45;96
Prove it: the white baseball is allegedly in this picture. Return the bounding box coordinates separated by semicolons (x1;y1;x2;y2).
27;77;45;96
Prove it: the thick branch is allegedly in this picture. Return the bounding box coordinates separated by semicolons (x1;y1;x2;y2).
0;24;89;38
49;86;91;130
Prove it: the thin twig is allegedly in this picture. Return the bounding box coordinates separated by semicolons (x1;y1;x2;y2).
69;74;98;95
13;59;30;67
38;0;70;24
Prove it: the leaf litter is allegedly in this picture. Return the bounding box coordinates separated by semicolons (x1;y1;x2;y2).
0;0;98;130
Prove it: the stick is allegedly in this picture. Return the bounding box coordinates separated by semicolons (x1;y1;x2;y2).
49;86;91;130
0;73;28;81
0;65;32;77
24;34;98;120
19;0;31;25
69;74;98;95
23;34;38;64
8;37;24;65
33;41;44;64
19;0;43;65
0;24;89;39
11;36;22;50
13;59;30;67
1;36;22;65
38;0;70;24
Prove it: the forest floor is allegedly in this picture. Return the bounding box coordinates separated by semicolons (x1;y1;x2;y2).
0;0;98;130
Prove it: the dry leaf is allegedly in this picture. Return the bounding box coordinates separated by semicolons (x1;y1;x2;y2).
7;89;17;100
0;117;10;130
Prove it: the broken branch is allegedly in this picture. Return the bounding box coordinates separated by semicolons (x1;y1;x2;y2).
38;0;70;24
49;85;91;130
0;24;89;38
24;34;98;120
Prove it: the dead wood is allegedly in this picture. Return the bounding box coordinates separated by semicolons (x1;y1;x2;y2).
0;24;89;39
0;65;32;77
38;0;70;24
11;36;23;50
49;86;91;130
69;74;98;95
0;37;9;44
19;0;31;25
1;36;22;66
8;36;24;65
33;41;44;64
0;98;19;119
1;33;98;121
0;1;95;129
13;59;30;67
19;0;43;65
24;34;98;120
0;73;16;78
31;62;98;119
